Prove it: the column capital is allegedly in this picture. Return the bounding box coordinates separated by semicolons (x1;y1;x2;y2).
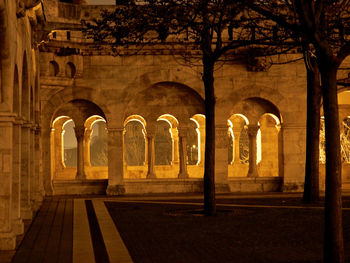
107;127;124;134
74;126;85;139
22;122;33;129
247;124;260;137
231;126;242;134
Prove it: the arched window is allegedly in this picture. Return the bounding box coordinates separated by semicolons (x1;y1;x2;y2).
90;120;108;166
49;61;59;76
228;127;234;164
155;120;172;165
239;127;249;164
63;120;77;167
65;62;76;78
187;119;199;165
124;120;146;166
341;117;350;163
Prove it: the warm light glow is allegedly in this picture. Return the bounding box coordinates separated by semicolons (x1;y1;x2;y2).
265;113;280;127
257;128;262;164
233;114;249;125
190;118;201;165
52;115;70;127
124;115;146;129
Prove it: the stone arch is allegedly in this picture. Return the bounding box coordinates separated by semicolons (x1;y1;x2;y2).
49;61;59;77
124;115;147;167
125;81;205;122
13;65;20;115
42;92;109;194
21;52;30;120
219;85;285;124
228;114;249;166
124;115;147;128
62;118;77;168
190;114;205;166
85;116;108;167
258;113;281;177
155;117;173;165
41;87;110;134
30;86;34;122
187;118;200;165
233;97;282;125
65;62;76;78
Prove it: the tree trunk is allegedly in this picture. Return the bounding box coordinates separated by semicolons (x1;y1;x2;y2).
320;63;344;263
303;55;321;203
203;57;216;216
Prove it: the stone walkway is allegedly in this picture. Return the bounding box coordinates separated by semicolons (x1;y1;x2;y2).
1;193;350;263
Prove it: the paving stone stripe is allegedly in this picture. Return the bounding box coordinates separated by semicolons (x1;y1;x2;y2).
93;200;133;263
73;199;133;263
73;199;95;263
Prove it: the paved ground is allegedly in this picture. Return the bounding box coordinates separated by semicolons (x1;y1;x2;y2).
1;193;350;263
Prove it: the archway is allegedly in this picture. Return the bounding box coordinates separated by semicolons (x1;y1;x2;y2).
50;100;107;181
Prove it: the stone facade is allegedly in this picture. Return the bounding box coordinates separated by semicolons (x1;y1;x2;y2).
0;0;350;250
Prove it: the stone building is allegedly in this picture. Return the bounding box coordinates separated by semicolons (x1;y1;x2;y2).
0;0;349;250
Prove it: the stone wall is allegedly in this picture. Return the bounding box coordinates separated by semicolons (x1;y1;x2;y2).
0;0;44;250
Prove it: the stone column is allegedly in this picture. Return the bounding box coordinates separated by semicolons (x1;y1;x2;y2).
74;126;86;180
21;122;32;219
281;124;306;191
84;127;92;167
178;128;189;179
215;125;229;192
172;128;179;164
106;128;125;195
11;118;23;235
247;124;260;177
146;132;156;179
30;124;43;211
0;114;17;249
42;127;53;195
54;126;64;170
232;127;241;163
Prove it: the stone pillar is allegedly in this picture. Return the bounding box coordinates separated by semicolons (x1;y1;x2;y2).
282;124;306;191
247;124;259;178
30;124;43;210
74;126;86;180
0;114;16;249
21;122;32;219
178;128;189;179
215;125;229;192
42;127;53;195
232;127;241;163
172;128;179;164
11;118;23;235
106;128;125;195
84;127;92;167
54;126;64;170
146;132;156;179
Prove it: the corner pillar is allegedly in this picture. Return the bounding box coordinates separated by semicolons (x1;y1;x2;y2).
215;125;229;192
247;124;260;177
106;128;125;195
11;118;23;235
0;114;17;249
21;122;32;219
